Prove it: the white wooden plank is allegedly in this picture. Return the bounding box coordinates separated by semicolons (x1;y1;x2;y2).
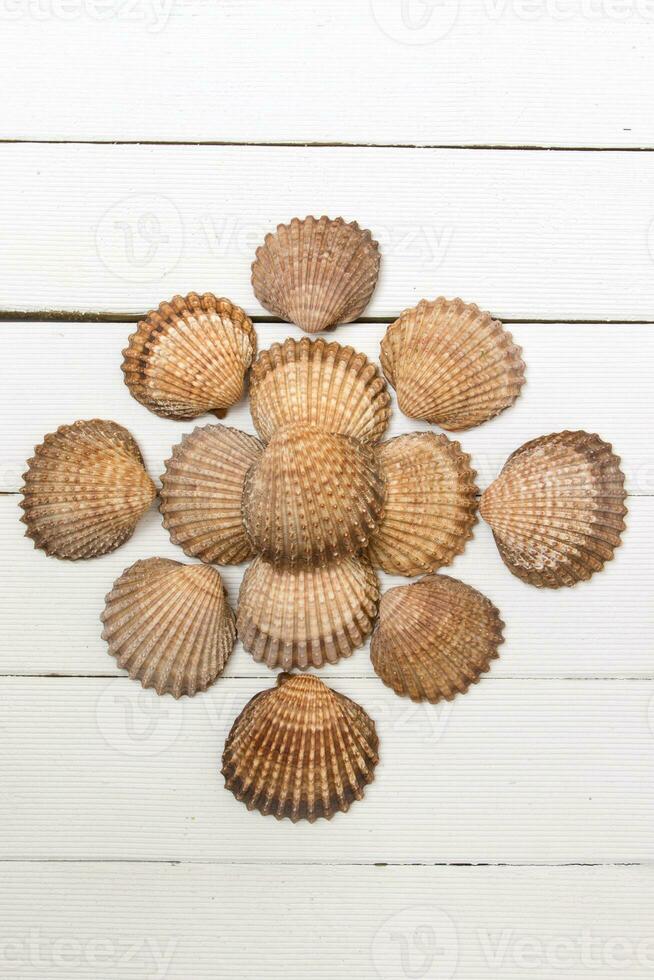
2;1;654;147
2;145;654;318
1;864;653;979
1;676;653;862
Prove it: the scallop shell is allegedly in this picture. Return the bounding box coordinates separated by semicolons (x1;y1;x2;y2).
121;292;256;420
249;337;391;444
367;432;478;576
237;555;380;671
160;424;263;565
222;673;379;822
380;297;526;430
242;423;386;566
251;215;380;334
20;419;156;560
371;574;504;703
101;557;236;698
480;430;627;588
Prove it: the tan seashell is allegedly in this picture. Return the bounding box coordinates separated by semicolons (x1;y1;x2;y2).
121;292;256;420
237;555;380;671
371;574;504;703
367;432;478;576
380;297;526;430
251;215;380;334
101;557;236;698
242;423;386;566
160;424;263;565
222;673;379;822
480;430;627;588
20;419;156;560
249;337;391;444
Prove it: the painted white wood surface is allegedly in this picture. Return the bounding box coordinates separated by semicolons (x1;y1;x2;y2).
1;0;654;148
2;145;654;319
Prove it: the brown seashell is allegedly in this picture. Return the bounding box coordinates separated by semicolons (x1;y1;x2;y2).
237;555;380;671
222;673;379;822
371;574;504;703
480;430;627;588
101;557;236;698
249;337;391;444
251;215;380;334
242;423;386;566
160;424;263;565
380;297;526;430
367;432;478;576
20;419;156;560
121;292;256;420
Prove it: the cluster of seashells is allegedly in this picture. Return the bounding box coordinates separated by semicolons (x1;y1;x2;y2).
20;216;628;823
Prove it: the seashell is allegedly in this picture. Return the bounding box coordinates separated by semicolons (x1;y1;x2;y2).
101;557;236;698
121;292;256;420
371;574;504;703
380;297;526;430
480;430;627;588
242;423;386;566
249;337;391;444
20;419;156;560
222;672;379;822
251;215;380;334
237;554;380;671
367;432;478;576
160;424;263;565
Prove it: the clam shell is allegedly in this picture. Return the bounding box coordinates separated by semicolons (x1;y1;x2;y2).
101;557;236;698
242;423;386;566
249;337;391;444
251;215;380;334
371;574;504;703
20;419;156;560
160;424;263;565
222;673;379;822
380;297;526;430
367;432;478;576
237;555;380;671
480;430;627;588
121;292;256;420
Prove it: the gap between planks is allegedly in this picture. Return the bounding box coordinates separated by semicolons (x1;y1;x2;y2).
1;140;654;152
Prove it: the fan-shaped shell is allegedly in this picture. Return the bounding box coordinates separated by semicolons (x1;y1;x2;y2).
160;424;263;565
101;558;236;698
480;430;627;588
367;432;478;576
249;337;391;444
20;419;156;560
371;574;504;703
121;292;256;420
222;673;379;822
237;555;380;671
380;297;526;430
242;423;386;566
251;215;380;334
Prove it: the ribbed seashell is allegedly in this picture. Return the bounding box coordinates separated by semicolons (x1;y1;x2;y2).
251;216;380;334
101;558;236;698
380;297;526;430
20;419;156;560
222;673;379;822
367;432;478;576
249;337;391;444
121;292;256;419
480;430;627;588
160;424;263;565
242;423;386;566
371;574;504;703
237;555;380;671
